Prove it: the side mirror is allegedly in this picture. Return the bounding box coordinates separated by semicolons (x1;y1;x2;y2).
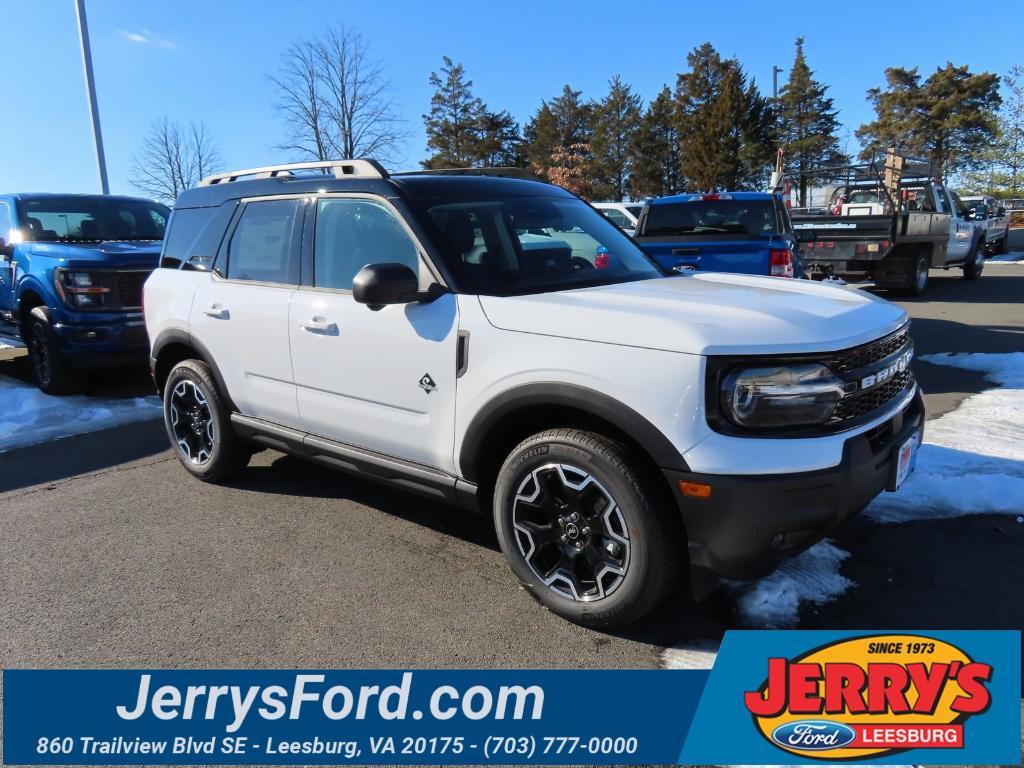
998;207;1006;217
352;263;421;311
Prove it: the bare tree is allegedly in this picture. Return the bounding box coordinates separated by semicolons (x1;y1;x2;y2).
129;118;222;202
270;25;409;166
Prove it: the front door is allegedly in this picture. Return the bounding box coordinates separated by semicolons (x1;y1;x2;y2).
938;187;972;264
189;197;304;428
289;195;459;472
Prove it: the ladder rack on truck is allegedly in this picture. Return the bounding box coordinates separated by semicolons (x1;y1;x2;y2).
783;150;977;295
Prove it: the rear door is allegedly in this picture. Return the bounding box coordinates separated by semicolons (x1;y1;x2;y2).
189;196;304;427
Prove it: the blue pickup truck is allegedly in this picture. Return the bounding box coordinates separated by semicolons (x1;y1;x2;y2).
632;192;803;278
0;193;169;393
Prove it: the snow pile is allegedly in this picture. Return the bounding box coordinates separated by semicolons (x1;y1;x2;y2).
730;540;854;628
868;352;1024;522
0;375;161;452
988;251;1024;264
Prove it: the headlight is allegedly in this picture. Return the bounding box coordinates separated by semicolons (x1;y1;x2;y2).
55;270;110;308
721;364;846;428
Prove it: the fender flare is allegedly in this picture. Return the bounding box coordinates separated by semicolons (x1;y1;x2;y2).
458;382;689;482
151;328;236;411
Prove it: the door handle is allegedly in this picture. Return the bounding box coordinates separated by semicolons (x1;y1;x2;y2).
298;317;337;334
203;303;229;319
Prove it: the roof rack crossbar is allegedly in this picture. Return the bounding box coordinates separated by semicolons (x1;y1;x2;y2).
395;167;541;182
199;159;388;187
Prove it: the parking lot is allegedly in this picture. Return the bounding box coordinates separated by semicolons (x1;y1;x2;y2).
1;259;1023;673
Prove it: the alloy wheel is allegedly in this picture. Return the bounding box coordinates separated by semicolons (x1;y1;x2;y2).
169;380;215;465
512;463;630;602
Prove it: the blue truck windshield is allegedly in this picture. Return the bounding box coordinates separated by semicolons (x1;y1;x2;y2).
19;197;170;242
644;199;777;236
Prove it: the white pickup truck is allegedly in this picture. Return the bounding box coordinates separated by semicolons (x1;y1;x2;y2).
961;195;1009;254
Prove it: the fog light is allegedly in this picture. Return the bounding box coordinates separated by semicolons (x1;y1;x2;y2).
678;481;712;499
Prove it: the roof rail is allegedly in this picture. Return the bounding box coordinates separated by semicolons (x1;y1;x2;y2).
199;159;388;187
395;167;542;182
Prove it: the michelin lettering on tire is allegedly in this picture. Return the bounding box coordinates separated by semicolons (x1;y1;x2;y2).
744;634;994;760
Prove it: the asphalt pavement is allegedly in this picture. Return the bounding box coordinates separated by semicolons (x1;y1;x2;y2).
1;257;1022;673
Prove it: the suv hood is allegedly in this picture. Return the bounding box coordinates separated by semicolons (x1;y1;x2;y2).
28;240;162;269
478;273;908;356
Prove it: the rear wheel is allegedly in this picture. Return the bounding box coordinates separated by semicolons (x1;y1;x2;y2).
964;242;985;280
25;306;83;394
493;428;679;627
895;253;930;296
163;359;249;482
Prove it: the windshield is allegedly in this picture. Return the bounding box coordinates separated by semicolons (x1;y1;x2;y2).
19;196;169;242
643;199;777;236
416;194;662;296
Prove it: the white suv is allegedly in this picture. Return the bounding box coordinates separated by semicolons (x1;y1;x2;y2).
145;160;924;627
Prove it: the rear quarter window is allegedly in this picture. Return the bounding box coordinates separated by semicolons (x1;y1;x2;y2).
159;202;238;270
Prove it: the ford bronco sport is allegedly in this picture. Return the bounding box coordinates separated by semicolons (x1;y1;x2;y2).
144;160;924;627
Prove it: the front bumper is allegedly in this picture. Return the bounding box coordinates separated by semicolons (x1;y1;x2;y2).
51;310;149;368
665;387;925;597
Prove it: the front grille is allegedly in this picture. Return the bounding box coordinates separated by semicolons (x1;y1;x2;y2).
824;326;909;373
830;370;913;424
90;270;151;309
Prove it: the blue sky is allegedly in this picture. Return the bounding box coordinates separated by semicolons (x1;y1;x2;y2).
2;0;1022;195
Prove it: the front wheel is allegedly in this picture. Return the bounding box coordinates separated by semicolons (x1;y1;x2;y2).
25;307;83;394
964;242;985;280
163;359;250;482
493;429;679;627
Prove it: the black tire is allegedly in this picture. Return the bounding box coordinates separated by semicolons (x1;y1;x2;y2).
493;428;679;627
893;253;930;296
997;235;1009;255
24;306;83;394
163;359;249;482
964;241;985;280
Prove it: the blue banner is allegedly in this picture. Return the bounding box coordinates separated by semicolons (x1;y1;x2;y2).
3;669;706;765
4;630;1020;765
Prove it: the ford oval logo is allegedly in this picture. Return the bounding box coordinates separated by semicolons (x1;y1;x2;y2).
770;720;857;750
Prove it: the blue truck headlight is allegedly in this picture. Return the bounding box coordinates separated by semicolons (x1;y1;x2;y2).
721;364;845;428
55;270;111;308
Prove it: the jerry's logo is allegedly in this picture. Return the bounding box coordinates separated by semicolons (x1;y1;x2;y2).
744;634;993;760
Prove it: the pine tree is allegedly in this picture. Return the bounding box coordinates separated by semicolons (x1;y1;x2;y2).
675;43;774;191
524;85;593;180
590;75;642;200
856;63;1001;181
998;65;1024;194
477;110;525;167
778;37;843;206
422;56;485;168
631;86;683;198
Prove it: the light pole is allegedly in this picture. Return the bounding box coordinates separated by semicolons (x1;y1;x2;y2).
75;0;109;194
772;65;784;100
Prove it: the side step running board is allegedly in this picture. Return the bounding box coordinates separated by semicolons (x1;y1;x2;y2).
229;413;480;513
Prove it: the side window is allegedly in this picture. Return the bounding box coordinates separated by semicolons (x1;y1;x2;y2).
160;208;211;269
314;198;421;290
0;202;11;244
950;192;968;218
932;188;947;214
601;209;627;227
227;199;302;284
